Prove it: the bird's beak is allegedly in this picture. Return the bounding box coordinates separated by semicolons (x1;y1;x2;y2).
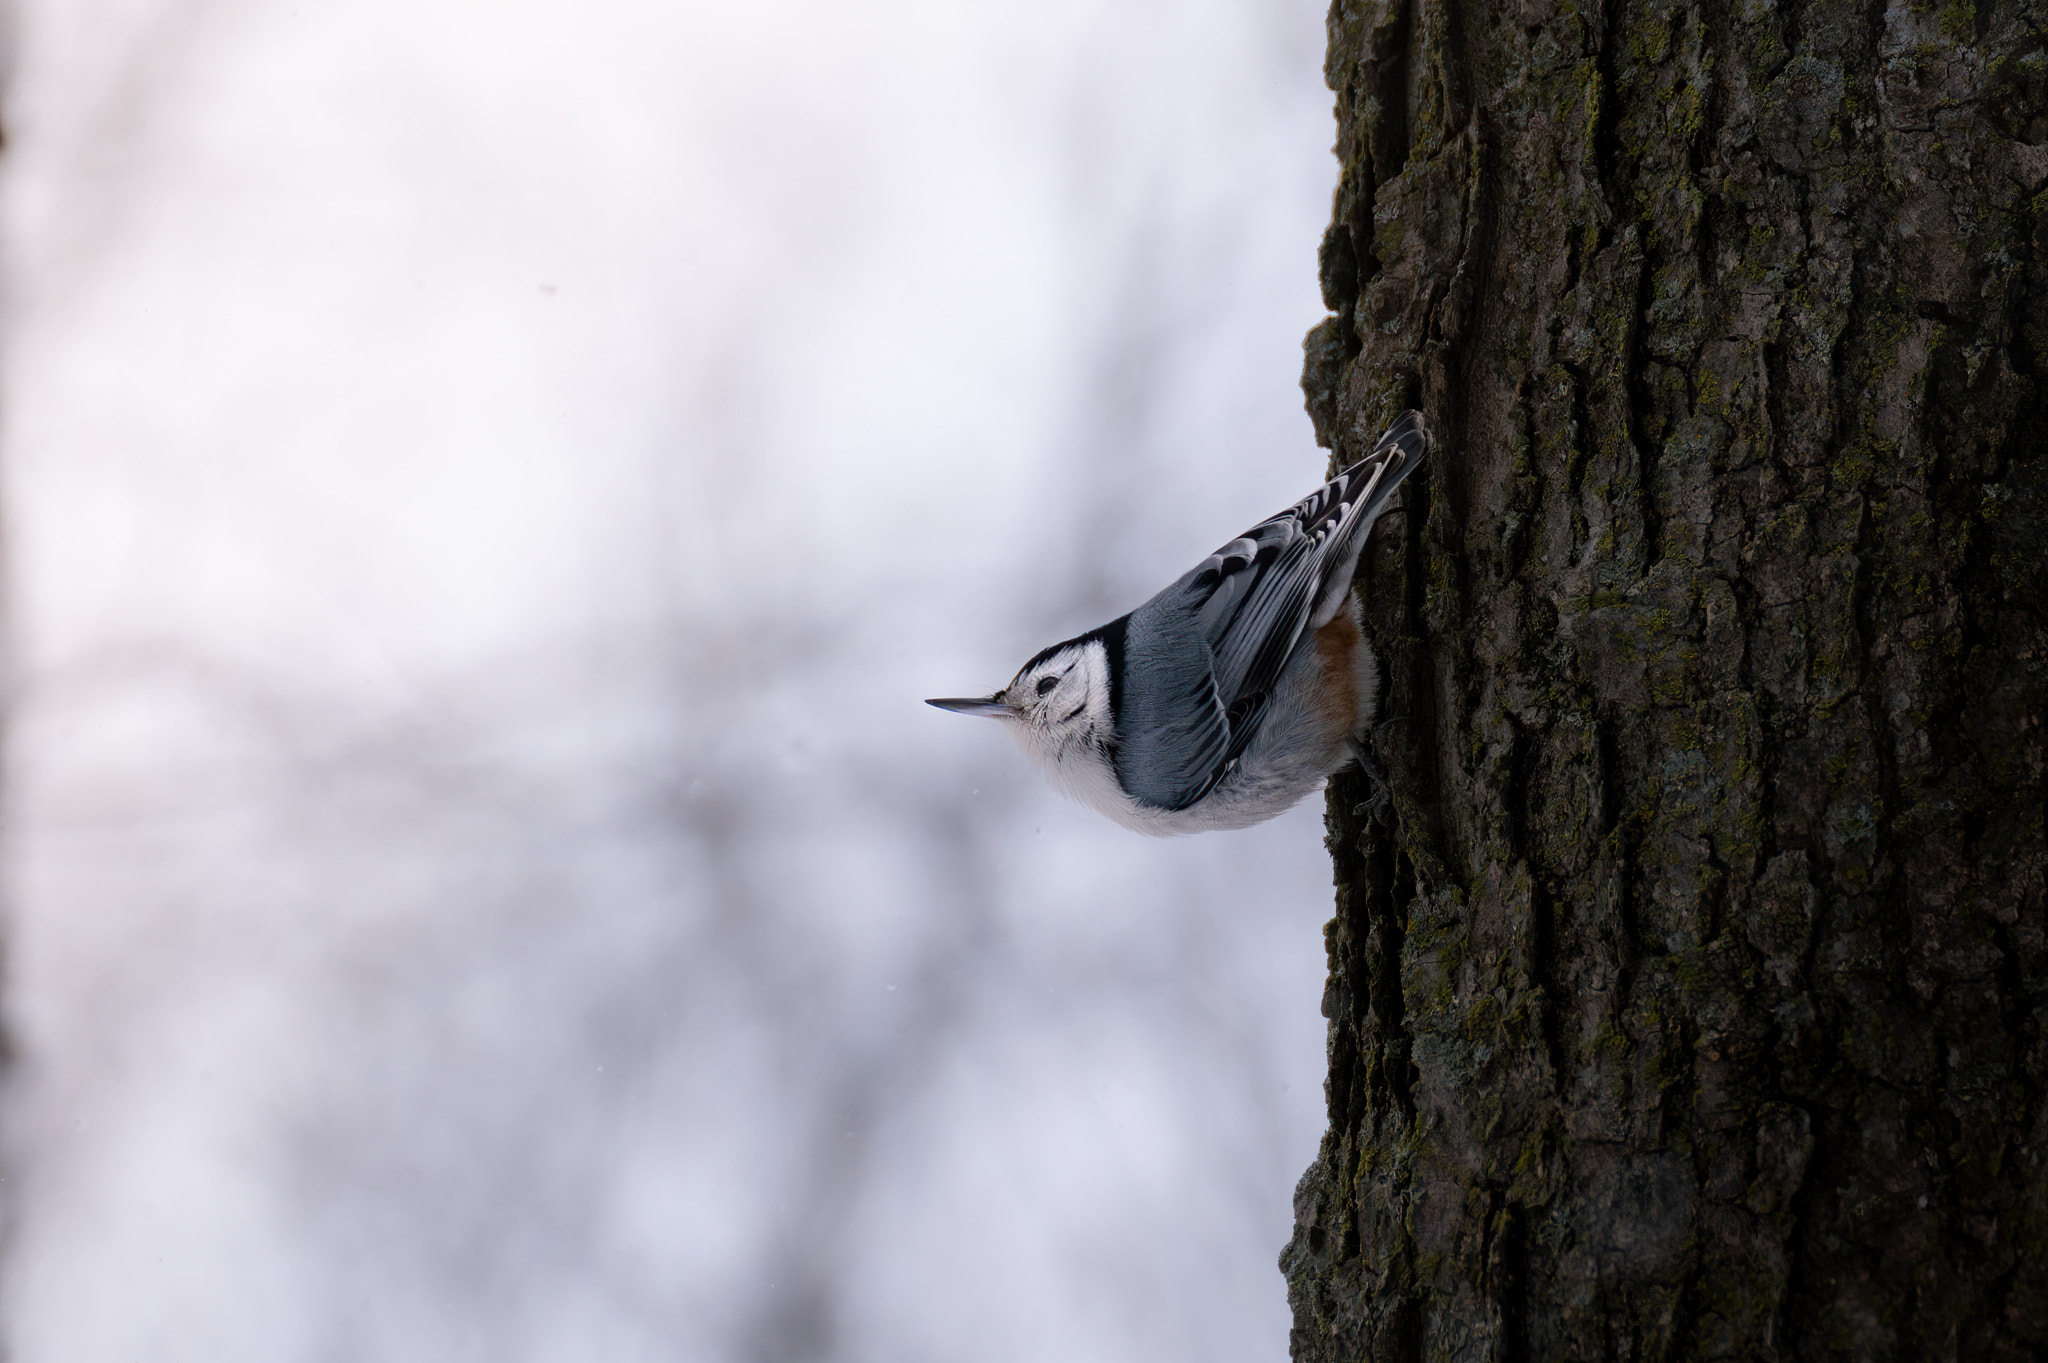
926;694;1009;718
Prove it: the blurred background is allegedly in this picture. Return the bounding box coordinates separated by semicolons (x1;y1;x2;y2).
0;1;1344;1359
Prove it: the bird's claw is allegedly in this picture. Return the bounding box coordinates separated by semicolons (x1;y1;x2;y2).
1348;735;1393;825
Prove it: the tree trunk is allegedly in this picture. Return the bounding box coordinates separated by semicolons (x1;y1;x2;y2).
1281;0;2048;1356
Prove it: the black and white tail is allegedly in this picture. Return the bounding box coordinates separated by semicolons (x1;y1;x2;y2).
1303;410;1429;627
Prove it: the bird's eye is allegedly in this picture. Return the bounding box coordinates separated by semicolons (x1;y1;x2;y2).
1035;676;1058;696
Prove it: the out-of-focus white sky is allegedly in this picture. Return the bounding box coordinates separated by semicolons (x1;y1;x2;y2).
0;1;1343;1359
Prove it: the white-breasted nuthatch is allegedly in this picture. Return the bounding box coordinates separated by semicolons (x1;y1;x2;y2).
928;410;1428;834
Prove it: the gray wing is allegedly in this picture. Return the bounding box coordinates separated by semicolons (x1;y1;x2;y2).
1115;411;1428;811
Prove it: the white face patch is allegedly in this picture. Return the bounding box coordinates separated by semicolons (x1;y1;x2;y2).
1007;639;1110;743
997;637;1147;823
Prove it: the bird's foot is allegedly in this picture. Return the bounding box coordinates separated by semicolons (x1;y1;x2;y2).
1348;734;1393;825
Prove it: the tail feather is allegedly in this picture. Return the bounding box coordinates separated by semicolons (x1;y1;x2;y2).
1308;411;1430;627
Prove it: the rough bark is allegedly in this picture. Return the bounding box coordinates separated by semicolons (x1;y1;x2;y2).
1281;0;2048;1356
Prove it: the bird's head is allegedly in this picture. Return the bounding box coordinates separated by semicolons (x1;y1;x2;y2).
927;635;1111;755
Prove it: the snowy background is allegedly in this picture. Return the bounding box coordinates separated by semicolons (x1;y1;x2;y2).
0;1;1344;1359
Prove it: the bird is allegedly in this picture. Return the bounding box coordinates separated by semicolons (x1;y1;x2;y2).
927;410;1428;834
